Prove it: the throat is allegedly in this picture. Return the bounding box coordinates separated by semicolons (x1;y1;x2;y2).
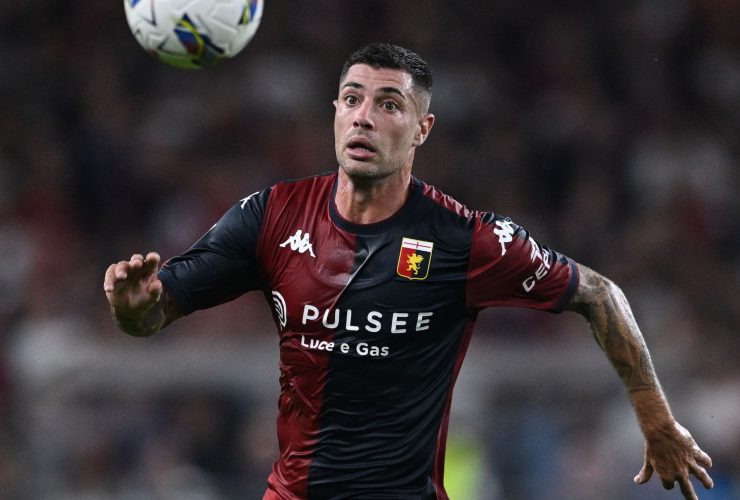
335;171;412;225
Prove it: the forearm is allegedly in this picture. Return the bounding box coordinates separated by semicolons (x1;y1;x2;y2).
568;265;674;434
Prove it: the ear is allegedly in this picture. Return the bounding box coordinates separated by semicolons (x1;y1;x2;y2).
413;113;435;147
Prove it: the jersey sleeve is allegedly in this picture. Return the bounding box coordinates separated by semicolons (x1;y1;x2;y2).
466;213;579;313
157;188;271;314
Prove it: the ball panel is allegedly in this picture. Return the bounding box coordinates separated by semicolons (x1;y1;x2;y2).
123;0;263;69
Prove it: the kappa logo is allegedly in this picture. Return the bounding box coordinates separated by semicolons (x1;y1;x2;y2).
279;229;316;257
493;219;516;256
239;191;259;209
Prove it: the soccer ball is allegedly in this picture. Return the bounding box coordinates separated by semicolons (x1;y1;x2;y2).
123;0;264;69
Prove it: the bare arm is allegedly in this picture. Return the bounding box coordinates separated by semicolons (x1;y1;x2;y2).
103;252;183;337
565;263;713;499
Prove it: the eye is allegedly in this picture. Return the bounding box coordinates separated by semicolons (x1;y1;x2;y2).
344;95;359;105
382;101;399;111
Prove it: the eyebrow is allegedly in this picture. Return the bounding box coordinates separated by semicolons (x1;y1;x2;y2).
341;81;407;100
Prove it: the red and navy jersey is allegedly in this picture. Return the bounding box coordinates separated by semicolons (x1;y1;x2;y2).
159;172;579;499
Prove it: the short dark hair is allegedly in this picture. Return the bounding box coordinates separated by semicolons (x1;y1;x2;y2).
339;42;433;98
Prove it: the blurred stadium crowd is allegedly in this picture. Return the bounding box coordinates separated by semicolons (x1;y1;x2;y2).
1;1;739;498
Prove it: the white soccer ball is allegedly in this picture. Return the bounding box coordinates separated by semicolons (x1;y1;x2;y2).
123;0;264;69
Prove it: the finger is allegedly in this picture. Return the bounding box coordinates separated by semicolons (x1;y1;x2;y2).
114;260;130;280
143;251;161;272
695;449;712;469
105;261;136;301
129;253;145;270
677;475;698;500
125;253;160;283
147;276;163;298
103;264;117;292
634;460;653;484
690;463;714;490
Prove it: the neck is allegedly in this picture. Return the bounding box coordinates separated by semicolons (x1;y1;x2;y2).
335;165;412;225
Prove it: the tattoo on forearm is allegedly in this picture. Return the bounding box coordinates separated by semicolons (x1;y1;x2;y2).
574;269;658;394
112;299;166;337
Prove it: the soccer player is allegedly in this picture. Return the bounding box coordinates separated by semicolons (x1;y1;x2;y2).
104;43;714;499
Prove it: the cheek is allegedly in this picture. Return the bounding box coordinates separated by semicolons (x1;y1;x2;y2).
333;114;345;140
396;123;418;149
334;107;349;126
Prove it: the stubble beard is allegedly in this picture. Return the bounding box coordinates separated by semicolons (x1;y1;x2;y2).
338;159;410;193
337;145;409;184
340;159;384;179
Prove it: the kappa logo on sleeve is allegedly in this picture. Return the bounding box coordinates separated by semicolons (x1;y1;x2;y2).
493;218;516;256
239;192;259;209
279;229;316;257
397;237;433;280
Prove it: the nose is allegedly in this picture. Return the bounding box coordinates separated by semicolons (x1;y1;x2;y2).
352;100;374;130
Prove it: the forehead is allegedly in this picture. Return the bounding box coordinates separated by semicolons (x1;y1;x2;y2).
339;64;415;95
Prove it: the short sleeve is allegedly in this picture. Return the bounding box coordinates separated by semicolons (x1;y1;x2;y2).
465;213;578;313
158;188;271;314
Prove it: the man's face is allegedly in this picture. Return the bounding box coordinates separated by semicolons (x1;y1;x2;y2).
334;64;432;180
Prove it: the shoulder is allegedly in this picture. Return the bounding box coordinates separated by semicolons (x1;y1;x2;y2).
413;177;510;231
232;172;335;219
414;178;474;220
413;179;531;256
270;171;336;197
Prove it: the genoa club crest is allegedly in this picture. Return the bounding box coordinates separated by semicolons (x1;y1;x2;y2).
397;237;433;280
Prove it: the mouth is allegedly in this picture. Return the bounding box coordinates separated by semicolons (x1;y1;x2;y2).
346;136;377;158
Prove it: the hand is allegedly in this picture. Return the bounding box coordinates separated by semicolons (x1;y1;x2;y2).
634;420;713;499
103;252;163;317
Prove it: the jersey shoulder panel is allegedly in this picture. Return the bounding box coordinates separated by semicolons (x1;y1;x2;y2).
413;179;477;247
416;180;474;220
404;180;483;289
263;171;335;212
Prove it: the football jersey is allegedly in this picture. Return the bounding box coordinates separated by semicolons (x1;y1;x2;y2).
159;172;579;499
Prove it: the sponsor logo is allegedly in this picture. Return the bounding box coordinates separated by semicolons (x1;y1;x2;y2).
493;218;516;256
522;237;552;292
300;335;390;357
279;229;316;257
298;304;435;357
397;237;433;280
301;304;433;334
271;290;287;329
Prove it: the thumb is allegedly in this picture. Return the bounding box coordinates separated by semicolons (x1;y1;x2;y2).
634;460;654;484
147;277;163;302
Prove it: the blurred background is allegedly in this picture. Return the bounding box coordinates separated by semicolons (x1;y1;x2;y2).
1;0;739;498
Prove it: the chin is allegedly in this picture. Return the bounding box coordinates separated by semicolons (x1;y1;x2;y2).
340;161;385;179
